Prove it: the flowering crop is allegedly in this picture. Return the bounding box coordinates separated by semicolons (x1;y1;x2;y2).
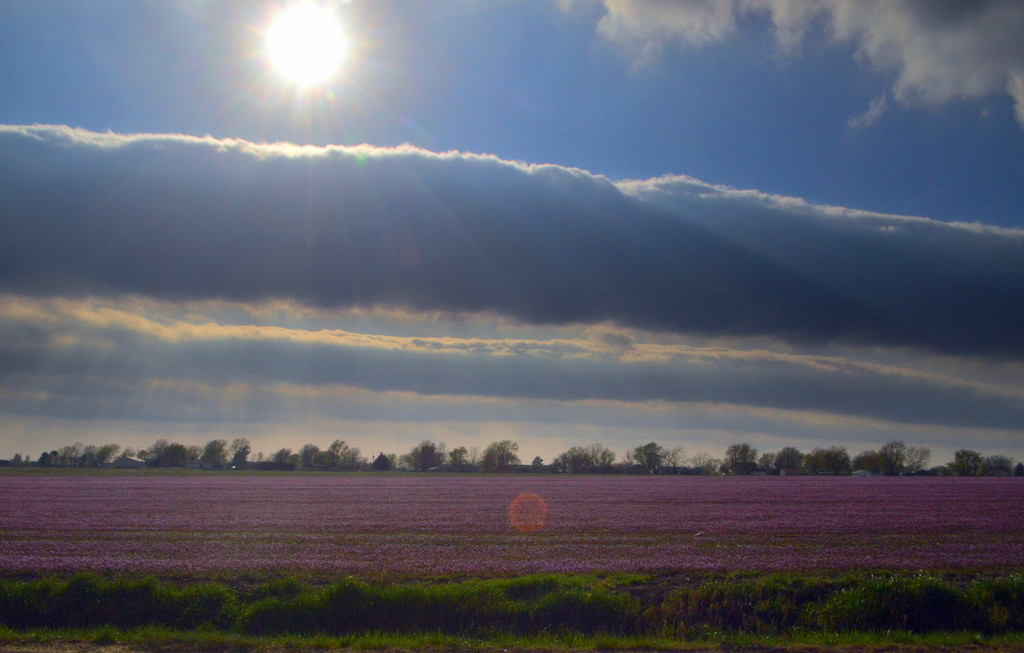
1;474;1022;578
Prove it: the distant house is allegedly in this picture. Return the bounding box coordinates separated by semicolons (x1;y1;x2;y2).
114;456;146;469
852;469;873;477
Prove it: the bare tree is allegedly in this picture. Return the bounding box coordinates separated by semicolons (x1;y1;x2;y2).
983;455;1014;475
757;451;776;472
904;446;931;473
586;443;618;472
662;446;686;472
878;440;907;475
689;452;721;475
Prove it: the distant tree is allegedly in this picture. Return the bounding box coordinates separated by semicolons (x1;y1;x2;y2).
298;443;320;469
372;452;392;471
324;440;363;470
586;443;618;472
663;447;685;472
758;452;776;472
448;446;469;467
948;449;983;476
38;451;52;467
904;446;931;474
852;450;883;474
86;443;119;465
983;455;1015;476
230;438;251;468
1015;462;1024;477
11;453;22;466
481;440;521;472
801;447;849;475
878;440;907;475
386;453;398;470
56;442;83;466
121;447;138;459
724;443;758;472
803;448;827;474
311;450;332;468
339;445;365;470
81;444;99;466
272;448;293;465
201;439;229;468
632;442;665;474
161;442;191;467
689;452;721;475
468;446;480;466
555;446;588;473
402;440;447;471
323;440;344;469
532;456;545;469
186;445;202;465
147;439;169;463
774;447;804;472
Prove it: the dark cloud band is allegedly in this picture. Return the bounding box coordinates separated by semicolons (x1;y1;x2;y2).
2;125;1022;356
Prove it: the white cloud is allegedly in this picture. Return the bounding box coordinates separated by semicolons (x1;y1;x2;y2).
848;94;888;128
578;0;1024;128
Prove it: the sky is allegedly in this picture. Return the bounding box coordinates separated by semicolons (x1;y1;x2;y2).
1;0;1023;466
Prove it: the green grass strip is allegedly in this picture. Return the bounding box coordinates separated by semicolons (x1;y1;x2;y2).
2;571;1024;640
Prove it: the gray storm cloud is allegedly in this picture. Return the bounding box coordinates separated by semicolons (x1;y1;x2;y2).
2;300;1023;430
1;124;1022;356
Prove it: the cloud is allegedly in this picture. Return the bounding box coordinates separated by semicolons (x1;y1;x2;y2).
1;124;1023;357
2;296;1023;431
580;0;1024;128
848;94;888;128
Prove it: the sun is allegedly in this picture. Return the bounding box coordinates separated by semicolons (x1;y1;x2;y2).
265;3;350;88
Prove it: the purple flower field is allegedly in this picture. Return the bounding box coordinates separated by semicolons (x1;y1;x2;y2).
1;474;1022;578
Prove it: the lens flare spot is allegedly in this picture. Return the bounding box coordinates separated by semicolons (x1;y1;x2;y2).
508;492;548;533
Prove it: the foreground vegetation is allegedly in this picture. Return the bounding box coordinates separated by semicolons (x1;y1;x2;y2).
2;571;1024;649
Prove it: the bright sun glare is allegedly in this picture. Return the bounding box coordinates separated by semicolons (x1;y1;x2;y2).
265;3;349;87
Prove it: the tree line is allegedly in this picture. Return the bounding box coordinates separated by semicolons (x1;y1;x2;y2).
6;438;1022;477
